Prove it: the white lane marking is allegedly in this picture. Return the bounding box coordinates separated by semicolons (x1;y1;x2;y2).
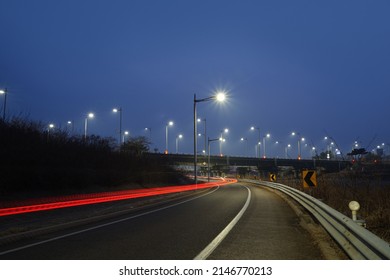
193;185;251;260
0;187;220;256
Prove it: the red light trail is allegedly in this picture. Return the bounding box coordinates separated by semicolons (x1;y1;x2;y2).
0;178;237;217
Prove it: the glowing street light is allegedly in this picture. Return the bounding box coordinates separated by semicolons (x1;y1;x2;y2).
263;133;271;158
123;131;129;143
0;88;7;121
291;131;303;159
208;137;220;182
176;134;183;154
66;120;74;134
193;91;226;183
84;113;94;140
112;107;123;145
219;128;229;156
250;126;261;158
240;137;248;157
165;121;174;154
285;144;291;158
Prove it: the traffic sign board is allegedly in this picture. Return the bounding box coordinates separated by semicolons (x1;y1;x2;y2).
303;170;317;188
270;173;276;182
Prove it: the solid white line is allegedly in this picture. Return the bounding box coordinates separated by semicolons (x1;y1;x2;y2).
0;187;220;256
193;185;252;260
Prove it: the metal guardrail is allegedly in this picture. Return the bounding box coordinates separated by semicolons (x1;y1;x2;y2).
241;179;390;260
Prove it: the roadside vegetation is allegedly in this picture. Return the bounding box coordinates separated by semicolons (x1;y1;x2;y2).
0;118;188;200
278;168;390;243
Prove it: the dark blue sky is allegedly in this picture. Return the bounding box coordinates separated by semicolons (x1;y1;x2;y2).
1;0;389;158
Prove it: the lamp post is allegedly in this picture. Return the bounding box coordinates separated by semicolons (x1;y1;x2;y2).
113;107;122;145
240;137;248;157
0;88;7;121
219;128;229;156
194;92;225;184
176;134;183;154
291;132;303;159
250;126;260;158
165;121;173;154
208;137;220;182
84;113;94;140
285;144;291;158
263;133;271;158
67;120;74;134
47;123;55;140
145;127;152;142
123;131;129;143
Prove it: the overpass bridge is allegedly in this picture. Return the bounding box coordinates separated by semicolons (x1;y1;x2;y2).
145;153;352;174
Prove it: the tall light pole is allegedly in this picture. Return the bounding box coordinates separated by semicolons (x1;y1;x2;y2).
219;128;229;156
145;127;152;142
285;144;291;158
197;118;207;158
250;126;260;158
165;121;173;154
113;107;122;145
67;120;74;134
263;133;271;158
291;132;302;159
123;131;129;143
0;88;7;121
194;92;226;184
240;137;248;157
208;137;220;182
47;123;55;140
176;134;183;153
84;113;94;140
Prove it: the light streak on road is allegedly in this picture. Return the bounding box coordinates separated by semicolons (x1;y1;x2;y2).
0;178;237;217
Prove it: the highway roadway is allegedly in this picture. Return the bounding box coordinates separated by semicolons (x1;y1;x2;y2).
0;183;327;259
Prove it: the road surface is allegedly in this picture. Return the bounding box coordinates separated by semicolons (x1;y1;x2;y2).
0;183;328;259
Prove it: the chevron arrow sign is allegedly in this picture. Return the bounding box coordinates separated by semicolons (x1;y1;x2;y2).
303;170;317;188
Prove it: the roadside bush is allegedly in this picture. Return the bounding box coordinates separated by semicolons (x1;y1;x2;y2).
0;118;186;198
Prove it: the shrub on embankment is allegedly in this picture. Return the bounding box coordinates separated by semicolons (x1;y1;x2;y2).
279;171;390;243
0;118;186;198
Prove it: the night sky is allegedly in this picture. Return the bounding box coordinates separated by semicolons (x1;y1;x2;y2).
1;0;389;158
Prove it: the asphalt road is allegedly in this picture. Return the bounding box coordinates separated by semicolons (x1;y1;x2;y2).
0;183;326;259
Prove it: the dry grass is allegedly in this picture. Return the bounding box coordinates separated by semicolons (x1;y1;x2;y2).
279;170;390;243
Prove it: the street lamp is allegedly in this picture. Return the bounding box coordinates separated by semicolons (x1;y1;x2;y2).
176;134;183;154
67;120;74;134
263;133;271;158
165;121;174;154
113;107;122;145
291;132;303;159
208;137;220;182
123;131;129;143
250;126;261;158
145;127;152;142
0;88;7;121
197;118;207;158
194;92;226;184
255;141;261;158
84;113;94;140
240;137;248;157
285;144;291;158
219;128;229;156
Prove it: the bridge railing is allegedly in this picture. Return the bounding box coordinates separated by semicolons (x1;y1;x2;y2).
241;179;390;260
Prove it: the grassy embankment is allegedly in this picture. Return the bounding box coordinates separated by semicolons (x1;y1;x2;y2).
279;167;390;243
0;118;187;201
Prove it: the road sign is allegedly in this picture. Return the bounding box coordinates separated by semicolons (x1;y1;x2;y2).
303;170;317;188
270;173;276;182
